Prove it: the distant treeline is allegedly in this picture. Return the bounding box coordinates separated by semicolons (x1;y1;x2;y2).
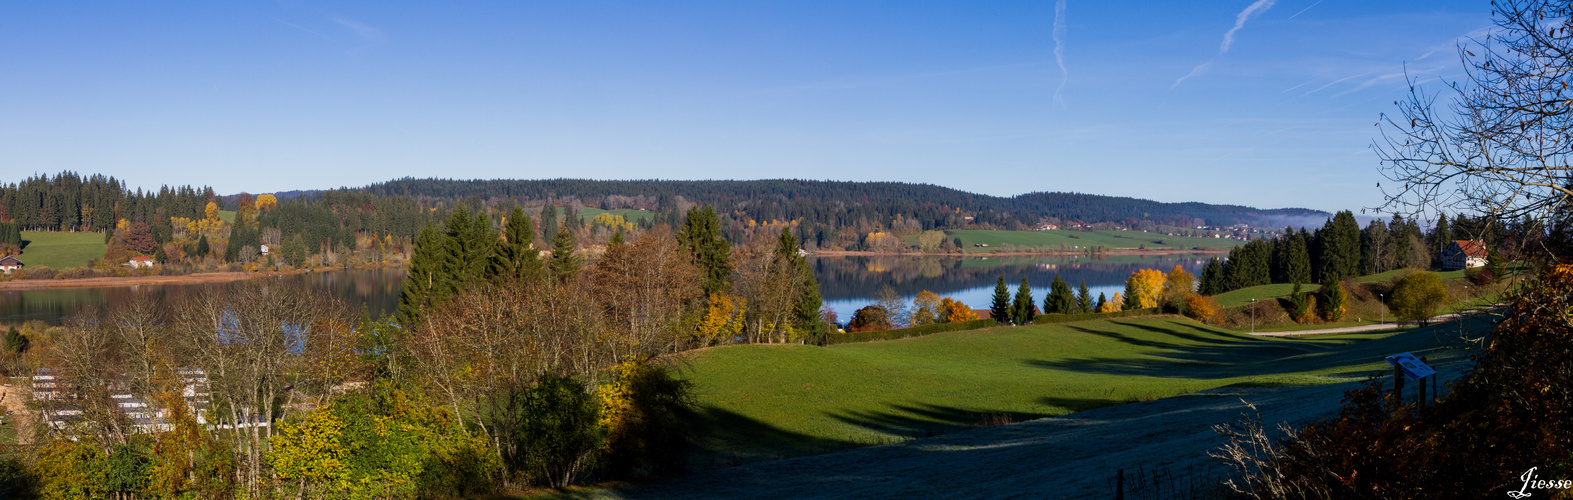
0;172;213;233
361;177;1327;231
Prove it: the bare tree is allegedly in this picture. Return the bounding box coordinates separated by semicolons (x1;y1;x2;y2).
1376;0;1573;251
588;228;702;356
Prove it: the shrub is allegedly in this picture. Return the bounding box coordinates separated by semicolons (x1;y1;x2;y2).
1183;294;1219;323
1466;266;1495;286
512;374;604;488
847;305;892;332
17;266;55;280
598;360;693;479
1319;280;1348;322
1390;271;1448;325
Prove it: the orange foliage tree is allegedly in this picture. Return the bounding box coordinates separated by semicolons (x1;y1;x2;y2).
1125;269;1167;309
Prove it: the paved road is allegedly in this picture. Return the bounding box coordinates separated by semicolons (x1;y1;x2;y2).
1249;309;1494;337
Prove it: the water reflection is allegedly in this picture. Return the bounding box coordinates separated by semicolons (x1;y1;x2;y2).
2;255;1211;326
812;254;1211;318
0;269;408;325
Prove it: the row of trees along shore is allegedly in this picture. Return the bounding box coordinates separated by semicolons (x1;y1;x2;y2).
0;205;828;497
1195;210;1522;296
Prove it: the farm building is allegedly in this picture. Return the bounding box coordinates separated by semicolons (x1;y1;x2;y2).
0;256;21;274
1441;240;1488;270
128;255;155;268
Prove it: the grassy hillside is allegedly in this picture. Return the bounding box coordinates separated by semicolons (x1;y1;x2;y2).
1214;283;1322;308
678;317;1469;465
578;208;653;224
18;231;106;270
942;229;1241;253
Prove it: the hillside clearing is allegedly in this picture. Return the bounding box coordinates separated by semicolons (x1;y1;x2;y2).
17;231;107;270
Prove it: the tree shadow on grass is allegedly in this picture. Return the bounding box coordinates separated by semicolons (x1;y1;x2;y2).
680;404;861;471
822;402;1058;441
1027;318;1484;381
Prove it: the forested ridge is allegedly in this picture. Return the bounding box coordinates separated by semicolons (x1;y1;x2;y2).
361;177;1327;229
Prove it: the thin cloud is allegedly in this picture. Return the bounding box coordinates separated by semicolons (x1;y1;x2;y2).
1303;73;1367;96
334;18;386;45
1052;0;1068;107
1286;0;1322;21
1174;0;1277;89
1220;0;1278;53
1171;62;1212;90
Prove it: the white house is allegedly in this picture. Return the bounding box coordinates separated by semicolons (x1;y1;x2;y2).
0;256;22;274
1441;240;1489;270
128;256;155;268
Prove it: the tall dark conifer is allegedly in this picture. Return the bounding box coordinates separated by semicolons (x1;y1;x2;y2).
1011;278;1034;325
489;206;541;281
548;221;578;283
1076;280;1092;313
990;276;1011;324
678;206;733;296
398;224;445;326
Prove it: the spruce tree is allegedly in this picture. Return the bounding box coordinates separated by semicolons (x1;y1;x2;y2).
1011;278;1034;325
775;227;825;343
548;221;579;283
1285;234;1312;284
678;206;732;296
609;228;626;249
153;244;168;263
489;206;541;282
398;224;445;326
1043;275;1074;314
196;235;210;257
540;205;558;251
990;275;1012;324
1077;280;1092;313
1199;257;1224;295
1123;278;1140;310
1095;293;1108;313
1433;213;1451;265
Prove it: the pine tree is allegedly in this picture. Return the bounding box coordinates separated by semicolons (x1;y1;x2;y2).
4;326;26;355
1095;293;1108;313
990;275;1011;324
609;228;626;249
1433;213;1451;265
1198;257;1224;295
776;227;825;343
540;205;558;251
678;206;732;296
196;235;210;258
398;224;445;326
153;244;168;263
488;206;541;282
1284;234;1312;284
1011;278;1034;325
1077;280;1092;313
1043;275;1074;314
1123;277;1141;310
548;221;579;283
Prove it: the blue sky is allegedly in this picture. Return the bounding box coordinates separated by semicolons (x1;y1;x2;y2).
0;1;1490;212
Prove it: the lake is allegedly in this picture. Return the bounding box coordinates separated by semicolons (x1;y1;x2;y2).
0;254;1211;325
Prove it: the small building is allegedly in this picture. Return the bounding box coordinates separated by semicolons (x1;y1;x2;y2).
128;256;156;268
0;255;22;274
259;244;270;255
1441;240;1489;270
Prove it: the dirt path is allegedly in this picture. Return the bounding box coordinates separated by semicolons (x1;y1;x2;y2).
0;383;31;445
1250;309;1492;337
604;358;1468;498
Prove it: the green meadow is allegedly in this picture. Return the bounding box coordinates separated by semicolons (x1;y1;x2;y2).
677;316;1472;466
17;231;107;270
941;229;1241;253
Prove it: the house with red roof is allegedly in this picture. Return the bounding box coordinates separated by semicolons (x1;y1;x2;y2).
1441;240;1488;271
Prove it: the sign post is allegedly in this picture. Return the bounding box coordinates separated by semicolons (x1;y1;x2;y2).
1385;352;1436;406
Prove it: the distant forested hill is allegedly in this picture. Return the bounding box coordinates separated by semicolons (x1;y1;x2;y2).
360;177;1325;229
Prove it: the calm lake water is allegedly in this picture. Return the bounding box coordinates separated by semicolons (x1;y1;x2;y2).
1;254;1210;325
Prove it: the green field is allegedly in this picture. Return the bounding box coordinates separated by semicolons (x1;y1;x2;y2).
678;316;1473;465
218;210;236;223
18;231;107;270
941;229;1241;253
577;208;653;224
1214;283;1322;308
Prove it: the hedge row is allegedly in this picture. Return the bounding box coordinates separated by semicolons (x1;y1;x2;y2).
825;308;1163;345
1029;307;1160;324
